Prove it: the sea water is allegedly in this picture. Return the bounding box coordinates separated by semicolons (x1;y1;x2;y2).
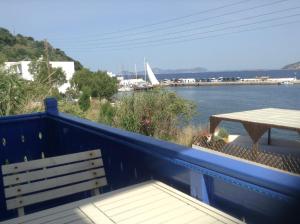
169;84;300;141
157;69;300;80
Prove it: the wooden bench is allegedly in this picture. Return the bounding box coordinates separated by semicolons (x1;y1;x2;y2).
1;149;107;217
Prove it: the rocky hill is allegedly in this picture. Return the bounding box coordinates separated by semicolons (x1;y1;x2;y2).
282;61;300;70
0;27;82;70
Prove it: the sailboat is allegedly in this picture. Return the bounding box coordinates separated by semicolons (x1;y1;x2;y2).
118;61;160;92
133;61;160;90
145;62;160;86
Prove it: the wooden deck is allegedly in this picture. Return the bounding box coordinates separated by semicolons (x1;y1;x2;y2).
1;181;243;224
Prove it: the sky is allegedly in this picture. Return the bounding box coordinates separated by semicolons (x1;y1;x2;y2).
0;0;300;73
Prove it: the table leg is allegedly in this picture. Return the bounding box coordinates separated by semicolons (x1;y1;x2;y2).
268;128;271;145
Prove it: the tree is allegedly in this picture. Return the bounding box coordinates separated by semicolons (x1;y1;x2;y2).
71;69;118;100
71;68;93;91
90;71;118;99
0;27;83;69
64;87;80;101
0;64;27;116
29;59;67;88
0;53;6;65
0;28;16;47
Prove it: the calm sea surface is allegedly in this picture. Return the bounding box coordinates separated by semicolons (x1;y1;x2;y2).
123;69;300;140
168;84;300;140
156;69;300;80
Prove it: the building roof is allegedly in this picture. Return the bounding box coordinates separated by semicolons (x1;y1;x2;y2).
212;108;300;131
210;108;300;143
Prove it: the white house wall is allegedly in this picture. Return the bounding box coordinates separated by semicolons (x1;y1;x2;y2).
5;61;75;93
50;61;75;92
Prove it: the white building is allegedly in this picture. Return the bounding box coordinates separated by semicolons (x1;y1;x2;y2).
178;78;196;84
107;71;116;77
5;60;75;93
116;76;124;82
267;77;297;82
241;77;297;82
209;78;218;82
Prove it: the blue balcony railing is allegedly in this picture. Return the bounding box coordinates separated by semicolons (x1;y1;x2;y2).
0;98;299;223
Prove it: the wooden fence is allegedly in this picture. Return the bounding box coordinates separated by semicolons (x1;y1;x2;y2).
193;136;300;174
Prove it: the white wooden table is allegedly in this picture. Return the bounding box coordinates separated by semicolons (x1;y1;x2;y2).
1;181;244;224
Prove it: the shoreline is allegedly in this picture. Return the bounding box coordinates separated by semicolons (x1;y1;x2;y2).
163;80;300;87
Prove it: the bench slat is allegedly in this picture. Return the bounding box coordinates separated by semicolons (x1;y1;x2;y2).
6;177;107;209
3;158;103;186
5;168;105;198
2;149;101;175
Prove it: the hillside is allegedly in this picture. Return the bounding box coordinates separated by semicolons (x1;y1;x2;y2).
282;61;300;70
0;27;82;70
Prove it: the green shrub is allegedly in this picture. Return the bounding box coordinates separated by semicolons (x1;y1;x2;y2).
78;90;90;111
58;101;84;117
112;90;196;140
98;101;116;125
217;128;229;139
0;68;27;116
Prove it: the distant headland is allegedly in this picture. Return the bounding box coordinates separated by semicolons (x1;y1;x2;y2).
282;61;300;70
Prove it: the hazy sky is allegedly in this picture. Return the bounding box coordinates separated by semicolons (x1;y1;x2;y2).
1;0;300;72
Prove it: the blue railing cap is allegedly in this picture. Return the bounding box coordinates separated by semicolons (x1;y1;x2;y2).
44;97;58;115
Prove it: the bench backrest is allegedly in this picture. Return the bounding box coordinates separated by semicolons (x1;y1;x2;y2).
1;149;107;216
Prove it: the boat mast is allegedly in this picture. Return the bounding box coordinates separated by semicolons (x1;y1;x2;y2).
135;64;137;80
144;57;147;82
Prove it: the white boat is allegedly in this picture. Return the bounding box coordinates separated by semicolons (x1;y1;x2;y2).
118;61;159;91
145;62;160;86
280;81;294;85
118;86;134;92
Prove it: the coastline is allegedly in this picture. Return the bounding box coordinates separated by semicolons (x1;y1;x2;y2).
163;80;300;87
